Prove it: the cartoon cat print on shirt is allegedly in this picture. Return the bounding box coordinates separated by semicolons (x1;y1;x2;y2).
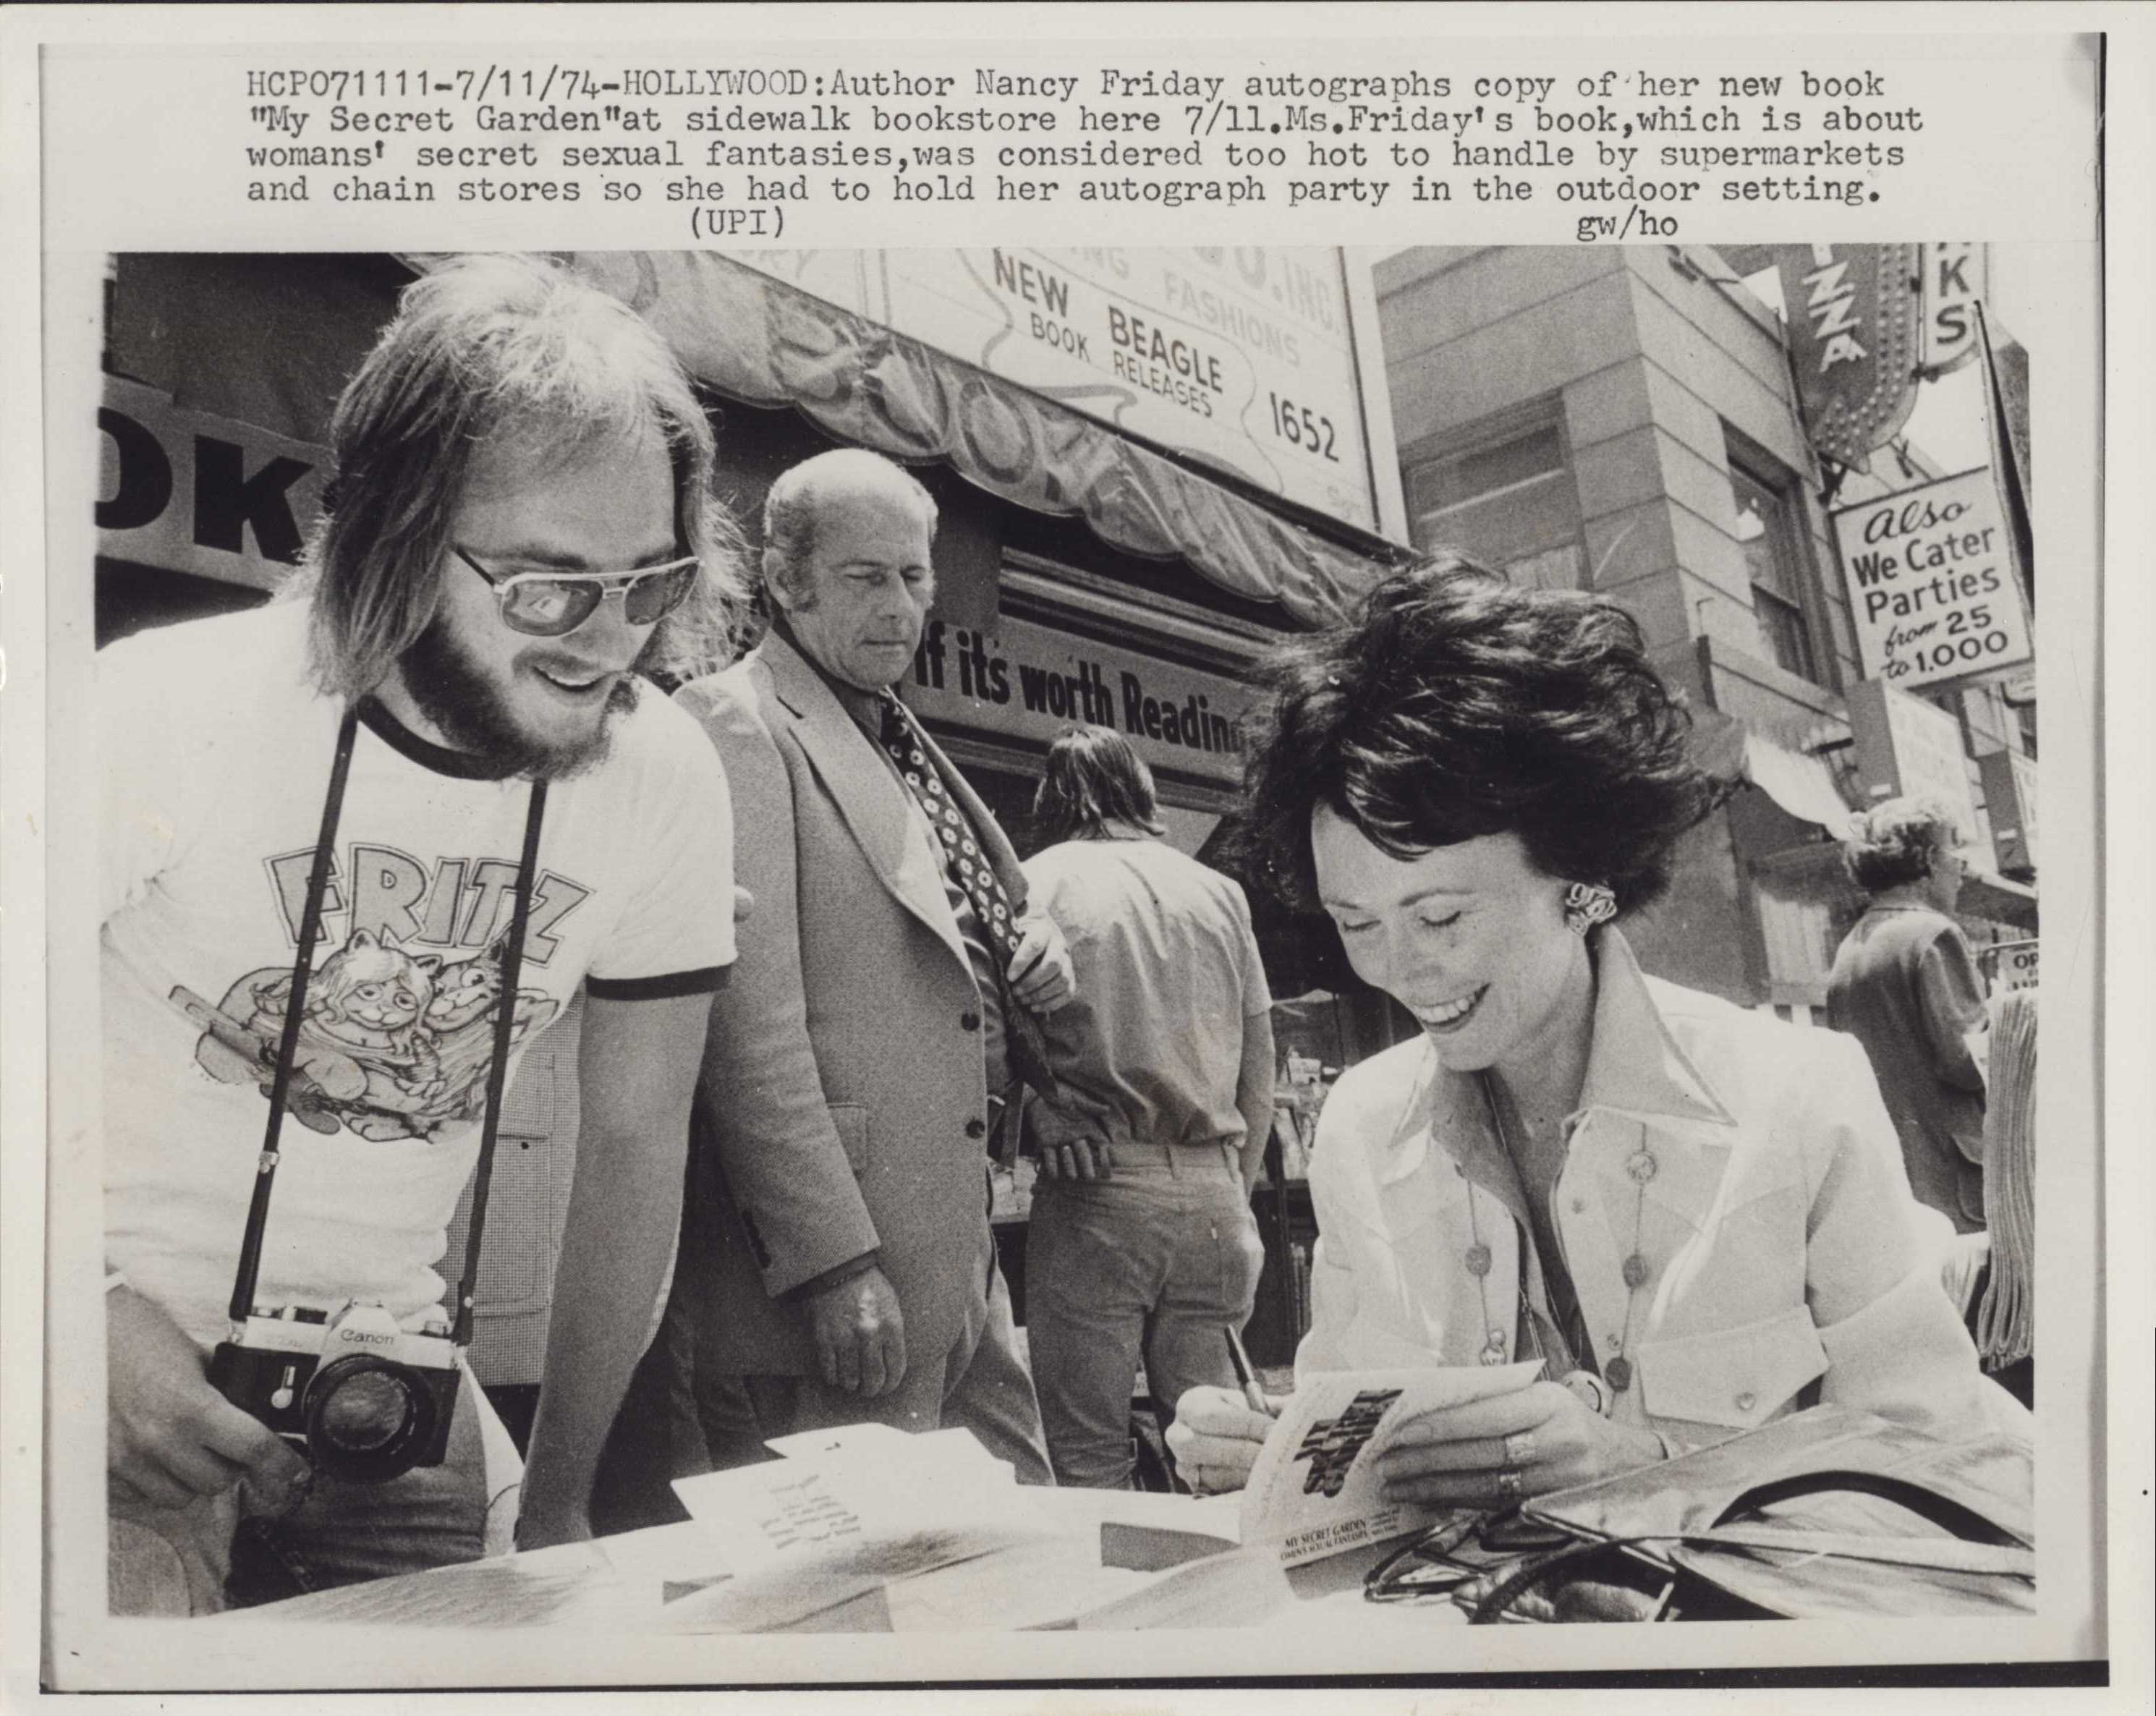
312;930;441;1058
407;931;559;1134
174;930;557;1144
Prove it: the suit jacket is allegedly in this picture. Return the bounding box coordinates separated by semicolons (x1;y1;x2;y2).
669;631;1027;1375
1298;930;2023;1454
1825;904;1990;1232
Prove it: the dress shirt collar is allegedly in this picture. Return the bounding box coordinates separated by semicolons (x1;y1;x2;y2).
764;611;894;737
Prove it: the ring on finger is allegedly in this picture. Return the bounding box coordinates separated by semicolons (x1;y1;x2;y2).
1503;1430;1536;1468
1495;1467;1524;1505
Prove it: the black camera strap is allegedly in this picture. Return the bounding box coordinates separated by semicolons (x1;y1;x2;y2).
451;773;547;1346
227;707;361;1326
226;705;548;1346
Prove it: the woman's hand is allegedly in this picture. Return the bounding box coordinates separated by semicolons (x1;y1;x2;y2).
1166;1384;1279;1495
1375;1380;1665;1508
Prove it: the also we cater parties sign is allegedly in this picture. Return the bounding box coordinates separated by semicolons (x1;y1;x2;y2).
1830;467;2033;692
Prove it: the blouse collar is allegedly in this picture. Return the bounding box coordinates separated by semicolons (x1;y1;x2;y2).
1375;927;1738;1189
1569;927;1738;1130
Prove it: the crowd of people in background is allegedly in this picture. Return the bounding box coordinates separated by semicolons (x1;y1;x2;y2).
98;255;2033;1616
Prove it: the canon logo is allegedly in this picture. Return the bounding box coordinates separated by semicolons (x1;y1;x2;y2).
335;1328;396;1347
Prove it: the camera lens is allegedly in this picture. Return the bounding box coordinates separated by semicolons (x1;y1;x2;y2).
303;1354;440;1481
316;1369;414;1452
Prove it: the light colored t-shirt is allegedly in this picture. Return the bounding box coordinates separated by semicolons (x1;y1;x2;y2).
1022;836;1270;1153
100;600;736;1344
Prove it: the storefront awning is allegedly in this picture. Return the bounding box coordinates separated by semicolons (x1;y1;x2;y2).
1740;731;1855;831
1958;869;2038;934
1694;710;1855;831
556;252;1404;628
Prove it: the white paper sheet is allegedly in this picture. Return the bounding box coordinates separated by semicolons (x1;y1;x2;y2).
661;1426;1051;1631
204;1550;626;1631
1239;1362;1542;1566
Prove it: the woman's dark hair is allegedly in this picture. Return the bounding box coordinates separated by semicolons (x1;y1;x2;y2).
1841;797;1963;893
1034;725;1167;844
1236;552;1726;915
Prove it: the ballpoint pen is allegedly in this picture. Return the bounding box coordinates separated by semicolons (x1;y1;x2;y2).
1223;1325;1272;1417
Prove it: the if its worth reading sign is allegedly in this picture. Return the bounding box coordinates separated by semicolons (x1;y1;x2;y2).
905;614;1254;786
1830;467;2033;692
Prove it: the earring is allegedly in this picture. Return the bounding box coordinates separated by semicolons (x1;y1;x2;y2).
1563;881;1618;936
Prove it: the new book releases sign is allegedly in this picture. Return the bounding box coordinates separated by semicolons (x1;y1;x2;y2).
734;247;1379;530
1831;467;2033;692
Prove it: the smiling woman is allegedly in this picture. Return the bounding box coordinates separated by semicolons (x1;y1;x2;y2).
1166;554;2029;1510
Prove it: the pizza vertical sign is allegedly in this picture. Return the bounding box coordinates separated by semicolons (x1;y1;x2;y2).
1774;244;1922;474
1830;468;2033;691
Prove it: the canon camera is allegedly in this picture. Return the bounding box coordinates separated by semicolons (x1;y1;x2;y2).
209;1299;459;1483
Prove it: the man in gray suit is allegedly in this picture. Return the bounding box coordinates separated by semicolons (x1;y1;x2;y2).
630;449;1069;1492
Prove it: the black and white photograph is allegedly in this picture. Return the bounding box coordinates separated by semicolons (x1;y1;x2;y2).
66;234;2066;1649
6;8;2142;1709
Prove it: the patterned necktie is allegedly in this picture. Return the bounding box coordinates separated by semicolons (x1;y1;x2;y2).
875;690;1061;1109
876;690;1025;971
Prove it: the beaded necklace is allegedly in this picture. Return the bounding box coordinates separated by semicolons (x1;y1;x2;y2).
1470;1070;1659;1396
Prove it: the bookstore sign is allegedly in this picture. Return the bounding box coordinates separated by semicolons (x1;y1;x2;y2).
98;376;328;592
904;614;1254;789
734;247;1380;530
1830;467;2034;693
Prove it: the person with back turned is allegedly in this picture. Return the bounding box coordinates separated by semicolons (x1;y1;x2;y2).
1019;726;1275;1489
1826;797;1991;1235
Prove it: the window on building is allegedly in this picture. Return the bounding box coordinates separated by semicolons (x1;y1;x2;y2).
2013;698;2037;760
1727;452;1820;684
1404;407;1586;592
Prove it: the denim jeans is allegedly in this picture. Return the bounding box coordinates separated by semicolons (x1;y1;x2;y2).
1024;1139;1265;1489
108;1364;493;1616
